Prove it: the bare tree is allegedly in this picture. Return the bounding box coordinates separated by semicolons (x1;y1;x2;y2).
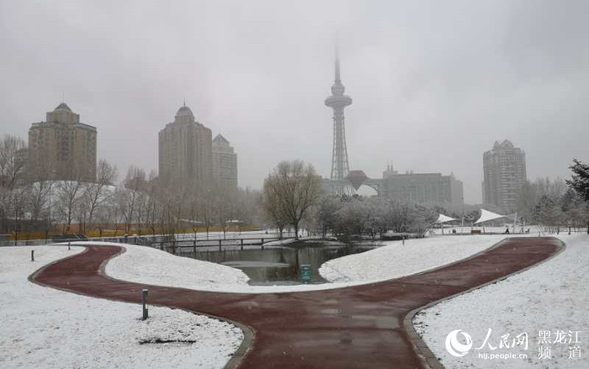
200;190;215;239
28;179;53;223
263;160;322;239
81;160;117;233
143;171;161;235
0;135;27;234
118;166;147;234
55;180;83;234
0;135;27;189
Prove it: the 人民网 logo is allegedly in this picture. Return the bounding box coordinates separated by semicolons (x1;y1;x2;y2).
445;329;473;357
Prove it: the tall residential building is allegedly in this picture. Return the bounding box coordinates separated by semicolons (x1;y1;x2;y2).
482;140;527;212
28;103;97;182
212;134;238;190
158;105;212;191
379;165;464;205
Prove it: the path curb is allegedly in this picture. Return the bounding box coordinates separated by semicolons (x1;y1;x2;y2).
401;237;566;369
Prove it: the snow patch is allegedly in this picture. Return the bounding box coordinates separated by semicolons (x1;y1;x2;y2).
319;235;510;282
0;245;243;369
414;234;589;369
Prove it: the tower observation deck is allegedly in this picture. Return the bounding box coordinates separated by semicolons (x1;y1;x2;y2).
325;52;352;194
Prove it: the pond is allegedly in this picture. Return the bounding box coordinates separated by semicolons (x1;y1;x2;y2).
184;242;377;285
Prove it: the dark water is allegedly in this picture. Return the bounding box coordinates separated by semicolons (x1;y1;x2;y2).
185;244;375;285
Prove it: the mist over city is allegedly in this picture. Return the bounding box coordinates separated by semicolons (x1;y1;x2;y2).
1;0;588;203
1;2;588;369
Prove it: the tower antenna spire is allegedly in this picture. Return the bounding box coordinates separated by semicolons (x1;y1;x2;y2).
334;40;341;82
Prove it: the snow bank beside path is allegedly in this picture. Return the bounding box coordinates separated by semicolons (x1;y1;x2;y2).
83;235;508;293
104;241;250;288
0;246;243;369
415;234;589;369
319;235;509;283
101;241;349;293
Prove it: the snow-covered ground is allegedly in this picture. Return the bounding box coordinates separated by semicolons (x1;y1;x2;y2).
98;234;510;293
3;232;583;368
106;242;249;287
414;234;589;369
319;235;510;283
0;246;243;369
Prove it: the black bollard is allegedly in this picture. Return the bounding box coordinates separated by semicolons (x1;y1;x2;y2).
142;289;149;320
68;242;71;250
31;250;35;262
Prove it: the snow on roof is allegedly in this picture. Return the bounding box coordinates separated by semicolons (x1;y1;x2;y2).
474;209;507;225
435;214;457;224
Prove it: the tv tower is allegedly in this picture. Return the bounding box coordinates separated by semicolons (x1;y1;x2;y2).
325;46;352;194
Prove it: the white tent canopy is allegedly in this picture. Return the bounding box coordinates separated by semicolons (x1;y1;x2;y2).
435;214;457;224
473;209;507;225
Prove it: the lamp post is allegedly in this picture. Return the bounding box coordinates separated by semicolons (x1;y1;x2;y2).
190;220;204;241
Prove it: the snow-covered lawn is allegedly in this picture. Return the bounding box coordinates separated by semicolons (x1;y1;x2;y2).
96;235;510;293
319;235;510;282
414;234;589;369
106;242;249;288
0;246;243;369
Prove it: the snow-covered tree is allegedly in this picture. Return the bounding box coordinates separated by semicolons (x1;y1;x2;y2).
566;159;589;233
567;159;589;202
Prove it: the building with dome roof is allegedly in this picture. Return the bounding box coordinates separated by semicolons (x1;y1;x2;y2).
158;104;213;191
28;103;97;182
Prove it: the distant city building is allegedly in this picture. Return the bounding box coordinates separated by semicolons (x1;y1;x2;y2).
212;134;238;190
28;103;97;182
158;105;212;191
379;165;464;205
482;140;527;212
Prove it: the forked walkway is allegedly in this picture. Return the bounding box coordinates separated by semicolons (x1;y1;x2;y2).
32;237;563;369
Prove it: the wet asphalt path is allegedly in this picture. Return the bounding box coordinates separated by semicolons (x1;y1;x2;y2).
31;237;563;369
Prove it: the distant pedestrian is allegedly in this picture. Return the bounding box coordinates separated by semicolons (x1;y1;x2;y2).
504;227;510;234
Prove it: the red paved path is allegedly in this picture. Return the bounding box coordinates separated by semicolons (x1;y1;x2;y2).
32;237;562;369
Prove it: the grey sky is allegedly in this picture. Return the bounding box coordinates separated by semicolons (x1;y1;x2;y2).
1;0;587;203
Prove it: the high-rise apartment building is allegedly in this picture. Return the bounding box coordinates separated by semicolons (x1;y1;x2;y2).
28;103;97;182
212;134;238;190
482;140;527;212
158;105;212;191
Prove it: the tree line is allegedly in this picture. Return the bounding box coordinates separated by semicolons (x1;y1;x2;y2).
2;132;588;241
516;161;589;232
0;135;263;241
262;160;436;241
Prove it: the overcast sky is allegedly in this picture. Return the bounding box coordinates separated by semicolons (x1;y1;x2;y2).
1;0;587;203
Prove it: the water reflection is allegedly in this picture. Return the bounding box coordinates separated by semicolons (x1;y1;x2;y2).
184;245;375;285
